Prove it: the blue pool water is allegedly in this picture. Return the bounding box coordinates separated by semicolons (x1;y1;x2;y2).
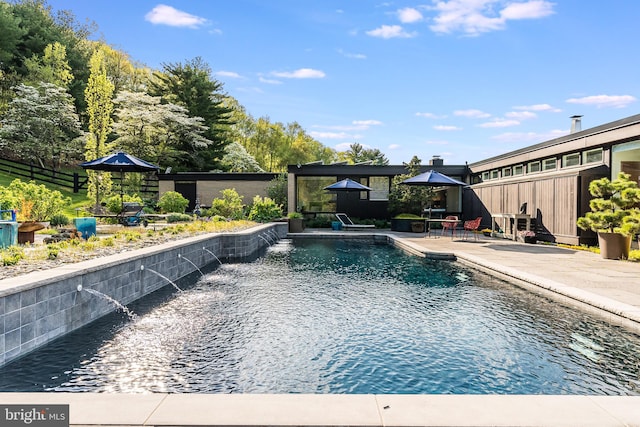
1;238;640;394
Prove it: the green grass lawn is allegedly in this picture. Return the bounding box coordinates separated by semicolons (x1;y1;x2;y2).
0;170;92;218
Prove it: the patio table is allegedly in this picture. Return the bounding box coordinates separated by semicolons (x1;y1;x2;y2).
490;213;531;241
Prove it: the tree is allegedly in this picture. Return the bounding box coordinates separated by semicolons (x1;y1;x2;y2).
7;0;95;113
0;83;84;171
220;142;264;172
112;91;210;168
148;57;234;170
84;47;115;208
339;142;389;165
388;156;432;216
23;41;74;87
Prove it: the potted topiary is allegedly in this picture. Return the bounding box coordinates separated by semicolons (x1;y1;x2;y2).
287;212;304;233
577;172;640;259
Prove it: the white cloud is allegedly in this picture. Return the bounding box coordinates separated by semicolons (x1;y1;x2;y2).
479;119;520;128
337;49;367;59
259;76;282;85
491;129;567;143
366;25;417;39
513;103;562;112
416;112;446;119
145;4;208;28
353;120;383;126
565;94;637;109
310;131;357;139
215;71;241;78
434;125;461;131
272;68;326;79
501;0;555;20
454;109;491;118
505;111;537;120
388;144;401;150
429;0;555;36
398;7;423;23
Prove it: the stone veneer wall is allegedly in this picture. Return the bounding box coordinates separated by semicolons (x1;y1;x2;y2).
0;223;287;367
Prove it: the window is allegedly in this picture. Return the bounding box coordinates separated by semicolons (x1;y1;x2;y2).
502;167;512;177
562;153;580;168
513;164;524;175
359;178;368;200
482;171;490;181
296;176;337;212
542;158;557;171
490;170;499;180
583;148;603;164
368;176;389;201
527;161;541;173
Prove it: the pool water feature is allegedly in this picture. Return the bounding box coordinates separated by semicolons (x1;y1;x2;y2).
1;238;639;394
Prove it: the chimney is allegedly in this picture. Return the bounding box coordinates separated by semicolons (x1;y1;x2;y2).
429;155;444;166
570;115;582;133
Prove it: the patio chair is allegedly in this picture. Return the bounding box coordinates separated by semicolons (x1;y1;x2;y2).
462;216;483;240
441;215;459;238
335;213;375;230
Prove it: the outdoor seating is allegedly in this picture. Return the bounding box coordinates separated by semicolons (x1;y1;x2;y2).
335;213;375;230
462;216;483;240
441;215;459;238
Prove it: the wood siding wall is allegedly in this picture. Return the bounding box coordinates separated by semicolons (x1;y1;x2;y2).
465;174;593;245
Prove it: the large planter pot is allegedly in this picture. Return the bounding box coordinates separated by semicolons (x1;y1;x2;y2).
391;218;425;232
597;232;632;260
288;218;304;233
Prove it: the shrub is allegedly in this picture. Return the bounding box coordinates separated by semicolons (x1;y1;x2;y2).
1;246;25;266
49;213;70;227
7;179;70;221
105;194;143;214
158;191;189;214
167;213;193;223
266;173;288;211
305;215;332;228
209;189;244;220
577;173;640;235
247;195;283;222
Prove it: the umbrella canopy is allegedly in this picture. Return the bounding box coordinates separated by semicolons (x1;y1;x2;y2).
80;151;160;173
401;170;467;187
324;178;372;191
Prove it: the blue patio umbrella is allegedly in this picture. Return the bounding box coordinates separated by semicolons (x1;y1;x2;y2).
401;170;467;187
323;178;372;191
80;151;160;212
401;170;467;219
80;151;160;173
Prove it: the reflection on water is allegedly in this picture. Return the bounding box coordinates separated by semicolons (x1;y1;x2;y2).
1;238;639;394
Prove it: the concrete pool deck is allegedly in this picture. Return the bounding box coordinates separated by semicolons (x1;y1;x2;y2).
2;228;640;426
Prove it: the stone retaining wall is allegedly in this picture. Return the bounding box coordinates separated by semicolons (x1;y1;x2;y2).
0;223;287;367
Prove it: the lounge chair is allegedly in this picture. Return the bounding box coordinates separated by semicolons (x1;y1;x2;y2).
335;213;375;230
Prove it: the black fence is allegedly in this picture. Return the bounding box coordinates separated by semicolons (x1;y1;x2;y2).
0;157;158;197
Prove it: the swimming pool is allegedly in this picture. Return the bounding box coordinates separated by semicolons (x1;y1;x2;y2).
1;238;639;394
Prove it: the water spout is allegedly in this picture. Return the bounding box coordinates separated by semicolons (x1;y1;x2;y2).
178;253;204;277
258;235;272;246
82;288;137;320
203;247;221;265
141;265;183;292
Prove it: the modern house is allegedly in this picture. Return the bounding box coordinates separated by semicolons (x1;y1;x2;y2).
467;114;640;245
286;158;468;220
160;114;640;246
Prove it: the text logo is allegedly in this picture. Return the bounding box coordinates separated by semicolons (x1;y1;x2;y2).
1;405;68;427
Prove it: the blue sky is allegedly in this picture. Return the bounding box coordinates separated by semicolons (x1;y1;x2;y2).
48;0;640;165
